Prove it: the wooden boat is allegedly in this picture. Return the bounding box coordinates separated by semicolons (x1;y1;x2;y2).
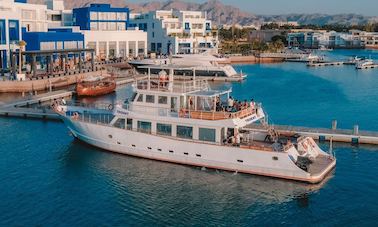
76;76;116;97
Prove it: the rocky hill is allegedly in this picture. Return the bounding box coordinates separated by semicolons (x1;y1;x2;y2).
29;0;378;26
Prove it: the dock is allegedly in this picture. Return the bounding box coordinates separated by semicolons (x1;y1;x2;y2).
307;61;344;67
0;107;60;120
2;89;74;108
356;64;378;69
245;123;378;145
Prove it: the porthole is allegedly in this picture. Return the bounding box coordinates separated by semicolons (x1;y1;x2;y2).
237;160;244;163
132;144;136;147
157;148;162;151
184;152;189;155
108;135;113;139
169;150;174;153
272;156;278;161
147;147;152;150
196;154;202;157
117;142;121;145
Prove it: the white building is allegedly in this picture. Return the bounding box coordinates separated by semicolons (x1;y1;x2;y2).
130;10;218;54
72;3;148;59
83;29;147;60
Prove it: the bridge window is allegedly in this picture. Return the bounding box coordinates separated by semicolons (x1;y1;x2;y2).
158;96;168;104
177;125;193;139
146;95;155;103
137;121;151;134
199;128;216;142
157;123;172;136
137;94;143;102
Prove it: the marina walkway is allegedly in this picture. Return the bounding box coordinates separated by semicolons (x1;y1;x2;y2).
245;124;378;145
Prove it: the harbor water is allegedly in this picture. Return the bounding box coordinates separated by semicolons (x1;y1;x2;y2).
1;50;378;226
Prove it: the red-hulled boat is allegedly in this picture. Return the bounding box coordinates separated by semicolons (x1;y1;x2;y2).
76;76;116;97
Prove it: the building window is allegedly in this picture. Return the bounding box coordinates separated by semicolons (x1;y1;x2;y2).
206;22;211;30
152;32;155;38
152;22;155;29
177;125;193;139
108;22;116;31
90;22;98;30
199;128;216;142
137;94;143;102
41;42;55;50
8;20;19;42
151;43;156;52
146;95;155;103
90;12;98;20
0;20;6;45
109;12;117;20
138;121;152;134
158;96;168;104
157;123;172;136
185;22;190;30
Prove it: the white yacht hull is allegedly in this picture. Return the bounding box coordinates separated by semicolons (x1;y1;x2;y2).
63;117;335;183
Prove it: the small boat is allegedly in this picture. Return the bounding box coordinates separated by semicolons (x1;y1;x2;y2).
76;76;116;97
356;59;375;69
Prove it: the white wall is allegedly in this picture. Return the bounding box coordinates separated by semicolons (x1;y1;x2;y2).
83;30;148;59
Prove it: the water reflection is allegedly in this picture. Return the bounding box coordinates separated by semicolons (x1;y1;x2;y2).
61;139;333;210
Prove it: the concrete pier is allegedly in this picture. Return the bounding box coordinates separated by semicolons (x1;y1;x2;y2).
245;123;378;145
307;62;344;67
2;90;74;108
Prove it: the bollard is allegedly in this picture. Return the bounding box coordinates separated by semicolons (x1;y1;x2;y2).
353;125;359;135
332;120;337;130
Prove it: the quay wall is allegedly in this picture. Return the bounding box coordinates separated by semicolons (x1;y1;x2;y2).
0;70;107;93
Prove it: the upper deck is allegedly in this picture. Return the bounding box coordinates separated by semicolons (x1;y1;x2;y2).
135;78;210;94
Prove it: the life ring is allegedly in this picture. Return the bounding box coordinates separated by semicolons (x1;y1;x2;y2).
108;104;114;110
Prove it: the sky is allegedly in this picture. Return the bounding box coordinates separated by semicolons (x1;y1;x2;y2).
128;0;378;16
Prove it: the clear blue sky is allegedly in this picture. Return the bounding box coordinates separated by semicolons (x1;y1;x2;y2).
129;0;378;16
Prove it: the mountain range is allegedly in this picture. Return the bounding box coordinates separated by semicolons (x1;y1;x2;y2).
29;0;378;26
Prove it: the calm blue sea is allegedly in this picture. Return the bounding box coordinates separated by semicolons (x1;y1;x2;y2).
0;50;377;226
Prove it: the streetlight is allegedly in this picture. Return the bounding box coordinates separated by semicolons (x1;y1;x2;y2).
18;40;27;74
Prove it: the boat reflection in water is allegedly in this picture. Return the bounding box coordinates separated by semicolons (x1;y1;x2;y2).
62;139;334;210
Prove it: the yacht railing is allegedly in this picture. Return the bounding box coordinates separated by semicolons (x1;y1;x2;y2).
135;79;209;93
124;103;258;120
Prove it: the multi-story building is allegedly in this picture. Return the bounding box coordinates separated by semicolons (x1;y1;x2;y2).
130;10;218;54
72;4;147;59
0;0;24;69
360;32;378;49
288;29;363;49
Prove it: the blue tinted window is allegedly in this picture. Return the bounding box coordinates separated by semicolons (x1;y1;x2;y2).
9;20;19;42
0;20;6;44
185;23;190;30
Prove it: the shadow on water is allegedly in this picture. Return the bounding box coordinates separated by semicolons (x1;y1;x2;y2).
60;139;333;207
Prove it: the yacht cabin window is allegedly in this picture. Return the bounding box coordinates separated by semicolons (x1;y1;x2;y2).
158;96;168;104
177;125;193;139
137;121;151;133
126;118;133;130
146;95;155;103
157;123;172;136
113;118;125;129
199;128;216;142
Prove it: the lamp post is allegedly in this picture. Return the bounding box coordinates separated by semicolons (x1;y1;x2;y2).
10;41;17;79
18;40;27;74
